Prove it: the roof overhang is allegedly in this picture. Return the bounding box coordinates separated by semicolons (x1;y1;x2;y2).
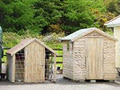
61;28;117;42
104;15;120;27
105;24;120;27
7;38;58;56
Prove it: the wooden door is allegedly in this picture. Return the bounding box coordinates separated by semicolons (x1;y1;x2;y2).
24;41;45;83
86;37;103;79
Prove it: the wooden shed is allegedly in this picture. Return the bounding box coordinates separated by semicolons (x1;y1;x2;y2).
104;15;120;68
61;27;117;81
7;38;57;83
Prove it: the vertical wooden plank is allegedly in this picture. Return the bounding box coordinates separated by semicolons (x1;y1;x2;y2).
114;26;120;67
53;55;56;82
42;46;45;82
24;41;45;83
34;42;37;82
12;54;15;82
96;38;103;79
86;37;103;79
24;47;28;82
31;43;34;82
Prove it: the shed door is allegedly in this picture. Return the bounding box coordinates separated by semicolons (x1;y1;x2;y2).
24;41;45;83
86;37;103;79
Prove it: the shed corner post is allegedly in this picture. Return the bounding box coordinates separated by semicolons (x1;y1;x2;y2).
53;54;56;83
11;54;15;82
13;54;16;82
114;26;120;68
8;54;15;82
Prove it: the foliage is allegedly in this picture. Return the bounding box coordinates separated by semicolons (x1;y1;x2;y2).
3;30;43;48
0;0;35;34
33;0;63;34
3;32;21;48
0;0;120;35
61;0;94;34
3;31;64;49
106;0;120;15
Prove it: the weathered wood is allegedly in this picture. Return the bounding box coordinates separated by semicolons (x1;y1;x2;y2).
71;29;117;42
103;38;117;80
86;37;103;79
73;37;86;80
53;55;56;82
7;38;57;56
8;54;15;82
24;41;45;83
62;31;117;81
114;26;120;67
7;38;57;83
63;42;74;79
12;55;15;82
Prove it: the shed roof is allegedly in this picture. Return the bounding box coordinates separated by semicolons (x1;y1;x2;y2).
104;15;120;27
7;38;57;56
61;27;117;42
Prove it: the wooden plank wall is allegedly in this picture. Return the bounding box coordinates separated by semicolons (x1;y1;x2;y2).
63;42;74;79
53;55;56;82
24;41;45;83
68;31;117;80
86;37;103;79
114;26;120;67
103;38;117;80
86;32;116;80
73;38;86;80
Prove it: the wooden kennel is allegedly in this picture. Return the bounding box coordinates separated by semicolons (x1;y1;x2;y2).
7;38;57;83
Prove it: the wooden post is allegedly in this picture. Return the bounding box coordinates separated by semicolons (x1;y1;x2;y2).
49;55;53;80
12;54;15;82
114;26;120;67
24;47;27;82
53;54;56;82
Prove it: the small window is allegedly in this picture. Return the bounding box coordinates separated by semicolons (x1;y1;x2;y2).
67;42;69;51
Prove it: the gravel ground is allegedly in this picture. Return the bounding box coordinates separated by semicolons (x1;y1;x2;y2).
0;75;120;90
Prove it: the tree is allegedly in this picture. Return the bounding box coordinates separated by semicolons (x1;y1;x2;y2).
0;0;35;34
0;0;117;35
33;0;63;34
107;0;120;15
61;0;105;34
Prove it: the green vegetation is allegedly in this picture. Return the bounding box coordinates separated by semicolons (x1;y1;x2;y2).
0;0;120;35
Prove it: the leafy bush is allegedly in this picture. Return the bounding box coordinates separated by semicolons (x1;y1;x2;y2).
3;32;22;48
0;0;116;35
